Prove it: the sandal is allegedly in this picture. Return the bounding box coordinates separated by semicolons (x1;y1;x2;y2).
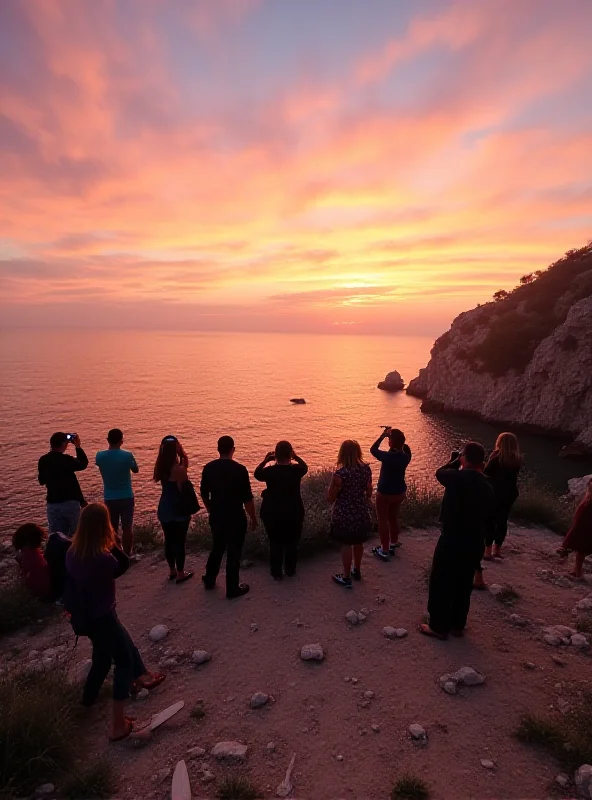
176;571;194;584
418;623;447;640
109;719;134;743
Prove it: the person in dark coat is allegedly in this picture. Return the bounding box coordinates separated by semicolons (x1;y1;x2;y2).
420;442;495;640
558;478;592;579
483;432;522;559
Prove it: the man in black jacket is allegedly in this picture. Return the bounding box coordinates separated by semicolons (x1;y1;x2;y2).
420;441;494;640
38;432;88;536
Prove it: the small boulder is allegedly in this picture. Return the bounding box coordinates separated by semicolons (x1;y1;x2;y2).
363;690;375;700
211;741;248;763
439;675;458;695
357;612;367;623
360;607;370;617
489;584;503;596
250;692;269;709
300;643;324;661
192;650;212;665
544;634;563;647
509;614;528;627
346;610;359;625
575;764;592;799
480;759;495;770
571;633;589;650
395;628;408;638
149;624;168;642
408;724;427;741
455;666;485;686
382;626;397;639
187;746;206;758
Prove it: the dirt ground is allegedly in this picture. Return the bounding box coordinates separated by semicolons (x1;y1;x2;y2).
2;523;592;800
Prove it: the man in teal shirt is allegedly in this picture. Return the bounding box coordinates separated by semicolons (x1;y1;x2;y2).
96;429;139;555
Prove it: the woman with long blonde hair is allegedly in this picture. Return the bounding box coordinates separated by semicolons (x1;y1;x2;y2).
66;503;165;741
327;440;373;588
483;432;522;559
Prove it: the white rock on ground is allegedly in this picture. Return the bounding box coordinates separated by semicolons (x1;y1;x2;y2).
357;612;367;623
575;764;592;799
480;759;495;769
395;628;408;638
148;624;168;642
300;644;324;661
192;650;212;665
455;666;486;686
136;688;150;700
544;634;563;647
409;724;427;740
382;626;397;639
575;596;592;613
187;746;206;758
346;610;359;625
571;633;589;649
250;692;269;709
363;690;375;700
211;741;248;763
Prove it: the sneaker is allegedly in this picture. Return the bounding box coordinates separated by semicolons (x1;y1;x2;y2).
372;546;389;562
226;583;250;599
201;575;215;590
332;573;353;588
351;567;362;581
389;542;402;555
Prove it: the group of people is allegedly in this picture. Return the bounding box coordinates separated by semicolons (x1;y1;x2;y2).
9;426;591;741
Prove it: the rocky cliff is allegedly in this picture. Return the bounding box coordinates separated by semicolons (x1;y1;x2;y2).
407;243;592;454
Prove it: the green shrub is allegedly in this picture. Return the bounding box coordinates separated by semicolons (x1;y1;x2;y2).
61;758;114;799
0;669;79;794
0;578;54;638
391;774;430;799
217;776;262;799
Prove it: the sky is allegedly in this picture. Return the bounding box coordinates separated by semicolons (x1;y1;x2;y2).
1;0;592;336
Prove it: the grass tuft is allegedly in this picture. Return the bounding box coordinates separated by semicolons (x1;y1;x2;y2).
190;701;206;720
516;691;592;769
496;585;520;605
0;668;79;794
216;776;263;800
0;578;55;638
391;774;430;800
133;520;162;550
511;483;574;534
401;482;441;528
61;758;115;799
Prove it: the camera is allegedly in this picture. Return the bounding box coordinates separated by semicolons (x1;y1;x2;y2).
65;433;77;442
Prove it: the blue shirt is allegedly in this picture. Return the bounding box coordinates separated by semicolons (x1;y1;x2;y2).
95;449;138;500
370;438;412;495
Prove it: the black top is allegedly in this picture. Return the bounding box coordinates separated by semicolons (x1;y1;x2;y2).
484;454;520;504
254;462;308;521
370;435;412;494
38;448;88;504
45;532;72;600
200;458;253;526
436;458;495;554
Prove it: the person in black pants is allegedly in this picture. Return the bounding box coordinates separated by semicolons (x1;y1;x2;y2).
254;441;308;580
65;503;164;741
200;436;257;598
419;442;495;640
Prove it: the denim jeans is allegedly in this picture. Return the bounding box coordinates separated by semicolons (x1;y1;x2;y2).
47;500;81;536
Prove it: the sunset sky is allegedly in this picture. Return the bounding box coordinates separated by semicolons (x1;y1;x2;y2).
1;0;591;335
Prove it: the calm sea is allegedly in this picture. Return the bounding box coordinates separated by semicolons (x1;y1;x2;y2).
1;329;590;534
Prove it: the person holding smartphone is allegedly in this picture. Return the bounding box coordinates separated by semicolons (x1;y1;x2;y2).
38;432;88;537
370;426;411;560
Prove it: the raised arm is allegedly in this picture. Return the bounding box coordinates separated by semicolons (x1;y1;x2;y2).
254;452;275;481
370;431;388;461
292;451;308;476
435;456;461;486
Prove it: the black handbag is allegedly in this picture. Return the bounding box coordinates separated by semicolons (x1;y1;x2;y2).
178;479;201;516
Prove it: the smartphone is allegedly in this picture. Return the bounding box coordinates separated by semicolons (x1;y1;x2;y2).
66;433;77;441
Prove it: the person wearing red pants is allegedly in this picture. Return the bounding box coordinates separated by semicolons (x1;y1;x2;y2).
370;427;411;561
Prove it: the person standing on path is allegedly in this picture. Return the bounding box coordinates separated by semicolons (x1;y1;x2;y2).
328;440;373;588
153;435;194;584
420;442;494;640
96;428;139;556
200;435;257;598
254;441;308;580
38;432;88;536
483;432;522;560
370;426;411;561
65;503;165;741
558;477;592;579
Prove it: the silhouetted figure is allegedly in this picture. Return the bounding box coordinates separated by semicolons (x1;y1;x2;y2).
370;426;411;560
38;432;88;536
96;428;139;556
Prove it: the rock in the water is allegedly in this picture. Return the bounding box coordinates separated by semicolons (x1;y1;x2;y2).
509;614;528;627
575;764;592;799
456;666;485;686
382;626;397;639
187;746;206;758
346;610;359;625
211;741;248;763
149;624;168;642
378;370;405;392
192;650;212;665
480;759;495;770
250;692;269;709
571;633;589;649
409;724;427;740
489;584;503;596
300;644;324;661
36;784;55;796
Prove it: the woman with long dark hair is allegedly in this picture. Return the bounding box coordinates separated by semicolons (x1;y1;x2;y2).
154;435;194;583
483;432;522;560
327;440;373;588
65;503;164;741
254;441;308;580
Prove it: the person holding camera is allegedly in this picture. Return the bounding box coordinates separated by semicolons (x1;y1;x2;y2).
38;432;88;536
153;435;195;584
370;426;412;560
200;435;257;598
96;428;139;557
254;441;308;580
